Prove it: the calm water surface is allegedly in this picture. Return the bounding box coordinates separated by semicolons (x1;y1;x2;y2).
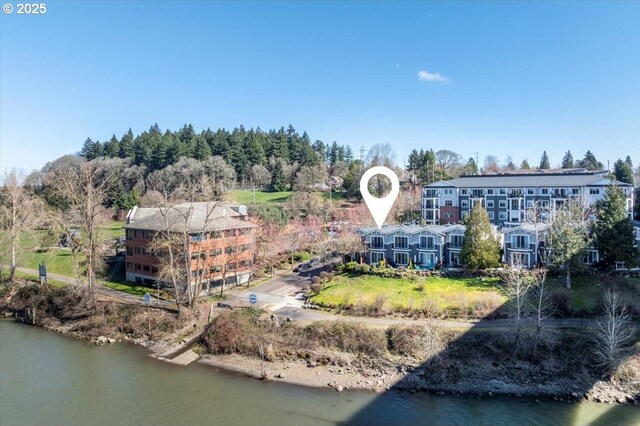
0;321;638;426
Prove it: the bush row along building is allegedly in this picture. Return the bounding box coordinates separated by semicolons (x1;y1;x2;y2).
420;169;634;227
124;202;255;290
359;222;601;269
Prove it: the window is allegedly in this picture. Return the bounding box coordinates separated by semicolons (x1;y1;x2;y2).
444;189;453;195
371;236;384;249
461;200;468;208
527;188;535;195
499;200;507;208
487;189;494;195
211;265;222;273
126;262;132;270
191;234;204;242
526;200;534;208
420;236;434;249
461;189;468;195
512;235;528;249
127;229;134;239
135;230;142;238
223;230;235;238
541;188;549;195
211;231;221;239
134;247;142;255
445;212;452;218
126;246;134;255
419;253;435;267
394;252;408;265
370;252;384;264
499;212;507;220
461;211;468;219
143;265;150;272
541;200;550;208
488;212;494;219
210;249;222;257
590;188;599;195
135;263;142;271
572;188;579;195
240;244;251;252
451;235;464;247
394;236;408;249
225;247;235;254
228;263;237;271
238;228;251;236
445;200;453;207
487;200;494;208
472;189;484;197
143;247;150;255
499;188;506;195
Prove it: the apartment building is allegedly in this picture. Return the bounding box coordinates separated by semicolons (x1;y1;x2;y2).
124;202;255;290
422;170;634;228
359;224;470;268
360;222;605;269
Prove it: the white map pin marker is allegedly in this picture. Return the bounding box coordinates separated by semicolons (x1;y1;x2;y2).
360;166;400;228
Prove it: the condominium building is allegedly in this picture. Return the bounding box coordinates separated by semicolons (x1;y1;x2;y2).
124;202;255;290
422;170;634;228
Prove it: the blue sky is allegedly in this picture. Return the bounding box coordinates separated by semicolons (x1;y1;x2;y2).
1;1;639;174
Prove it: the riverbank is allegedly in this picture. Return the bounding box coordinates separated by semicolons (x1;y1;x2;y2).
2;282;638;406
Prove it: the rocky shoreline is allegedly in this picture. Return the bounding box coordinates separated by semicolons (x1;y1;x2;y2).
197;352;639;406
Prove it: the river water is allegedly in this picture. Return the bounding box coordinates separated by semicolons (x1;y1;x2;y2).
0;321;638;426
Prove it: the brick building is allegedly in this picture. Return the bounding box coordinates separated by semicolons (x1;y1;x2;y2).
124;202;255;291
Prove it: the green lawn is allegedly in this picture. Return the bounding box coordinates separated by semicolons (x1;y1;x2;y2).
564;275;640;315
10;270;69;288
105;221;125;239
310;273;506;316
228;190;293;205
103;280;175;300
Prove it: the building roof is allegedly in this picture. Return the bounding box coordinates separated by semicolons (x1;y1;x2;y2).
425;173;631;189
484;167;597;175
501;223;550;234
125;202;254;232
359;223;466;236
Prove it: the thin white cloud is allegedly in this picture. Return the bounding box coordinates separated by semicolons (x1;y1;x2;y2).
417;70;449;83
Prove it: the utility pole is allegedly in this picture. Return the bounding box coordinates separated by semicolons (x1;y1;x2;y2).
474;152;479;175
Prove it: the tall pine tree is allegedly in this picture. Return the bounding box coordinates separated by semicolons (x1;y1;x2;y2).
593;183;635;267
561;151;574;168
539;151;550;169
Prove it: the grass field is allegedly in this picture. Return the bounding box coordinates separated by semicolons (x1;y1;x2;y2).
563;275;640;315
310;273;506;317
228;190;293;204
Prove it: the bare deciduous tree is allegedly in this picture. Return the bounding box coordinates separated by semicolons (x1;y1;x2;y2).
501;258;533;355
592;288;636;371
0;170;46;281
48;159;116;299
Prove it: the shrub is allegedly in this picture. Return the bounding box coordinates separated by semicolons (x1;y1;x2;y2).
387;325;427;356
472;291;504;319
373;294;389;315
319;271;329;280
310;283;322;295
361;264;371;274
310;276;322;285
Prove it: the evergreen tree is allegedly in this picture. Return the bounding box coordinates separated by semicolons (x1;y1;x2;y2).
625;155;633;169
561;150;574;168
520;159;530;169
192;135;212;161
593;183;635;267
578;150;603;170
460;205;501;269
465;157;478;175
344;146;353;164
80;138;98;159
343;161;363;199
539;151;550;169
270;160;287;192
547;200;590;288
613;159;634;185
119;129;135;158
104;135;121;157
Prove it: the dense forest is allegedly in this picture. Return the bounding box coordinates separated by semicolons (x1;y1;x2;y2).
78;124;353;186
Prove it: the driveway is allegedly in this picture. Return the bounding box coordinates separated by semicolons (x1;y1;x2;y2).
230;273;310;312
